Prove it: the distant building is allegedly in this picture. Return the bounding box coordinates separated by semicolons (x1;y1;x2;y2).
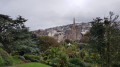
46;29;65;42
64;18;82;42
32;18;92;43
47;29;57;37
54;31;64;42
32;30;48;36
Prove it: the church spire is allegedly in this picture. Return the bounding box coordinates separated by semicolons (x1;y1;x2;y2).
73;17;75;25
72;17;76;30
73;17;76;27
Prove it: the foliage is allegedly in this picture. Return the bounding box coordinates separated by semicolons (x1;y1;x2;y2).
12;55;25;64
0;48;13;66
0;43;3;48
13;62;52;67
64;39;72;44
24;54;40;62
38;36;59;52
0;14;27;53
62;44;80;58
0;54;4;66
0;14;38;53
41;47;69;67
81;36;89;43
11;31;39;54
81;32;90;43
50;53;68;67
89;12;120;66
68;58;85;67
0;14;39;54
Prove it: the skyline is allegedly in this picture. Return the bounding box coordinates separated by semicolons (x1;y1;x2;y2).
0;0;120;30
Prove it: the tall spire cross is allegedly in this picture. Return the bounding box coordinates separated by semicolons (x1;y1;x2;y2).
73;18;75;25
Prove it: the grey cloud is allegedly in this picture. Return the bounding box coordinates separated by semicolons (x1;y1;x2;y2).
0;0;120;30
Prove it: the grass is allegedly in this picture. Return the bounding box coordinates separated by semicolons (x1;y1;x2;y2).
13;62;51;67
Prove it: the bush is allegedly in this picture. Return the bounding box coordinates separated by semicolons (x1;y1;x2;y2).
0;54;4;66
64;39;72;44
48;53;68;67
38;36;59;52
12;55;26;64
0;48;13;66
112;61;120;67
0;43;3;48
84;56;93;63
24;54;40;62
62;45;80;58
68;58;85;67
41;47;69;67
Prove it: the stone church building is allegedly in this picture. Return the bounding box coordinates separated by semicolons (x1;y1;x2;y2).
64;18;82;42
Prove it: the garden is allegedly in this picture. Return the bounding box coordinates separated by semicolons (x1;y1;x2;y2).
1;12;120;67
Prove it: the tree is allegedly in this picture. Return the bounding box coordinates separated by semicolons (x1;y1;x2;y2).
89;12;120;67
81;32;90;43
38;36;59;52
0;14;22;53
0;14;39;54
11;29;39;55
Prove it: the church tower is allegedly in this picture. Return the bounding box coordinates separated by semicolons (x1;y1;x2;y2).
73;18;75;25
64;18;82;42
71;18;77;41
72;18;76;30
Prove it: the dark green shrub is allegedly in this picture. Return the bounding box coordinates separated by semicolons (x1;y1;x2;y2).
38;36;59;52
64;39;72;44
84;56;93;63
68;58;85;67
68;63;76;67
12;55;26;64
24;54;40;62
0;43;3;48
0;48;13;66
112;61;120;67
41;47;69;67
48;53;68;67
0;54;4;66
50;57;60;67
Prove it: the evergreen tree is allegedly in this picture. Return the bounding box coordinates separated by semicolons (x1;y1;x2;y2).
89;12;120;67
0;14;39;54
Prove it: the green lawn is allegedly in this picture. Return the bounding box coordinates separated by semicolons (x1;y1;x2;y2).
13;62;52;67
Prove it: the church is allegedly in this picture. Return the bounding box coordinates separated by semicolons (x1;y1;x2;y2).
64;18;82;42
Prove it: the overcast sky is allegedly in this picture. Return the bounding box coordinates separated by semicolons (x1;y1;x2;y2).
0;0;120;30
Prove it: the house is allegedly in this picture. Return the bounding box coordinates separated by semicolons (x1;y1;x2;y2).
32;30;48;36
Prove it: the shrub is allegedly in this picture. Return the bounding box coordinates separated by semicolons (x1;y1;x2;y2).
38;36;59;52
41;47;69;67
62;45;80;58
0;43;3;48
112;61;120;67
12;55;26;64
48;53;68;67
68;58;85;67
24;54;40;62
0;48;13;66
64;39;72;44
84;56;93;63
0;54;4;66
